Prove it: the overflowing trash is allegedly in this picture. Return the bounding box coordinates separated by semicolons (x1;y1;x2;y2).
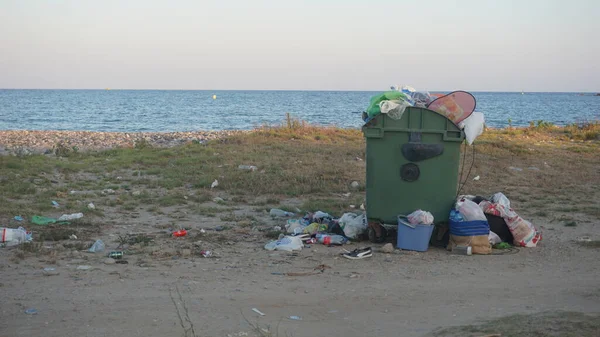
397;211;436;252
364;86;484;144
266;210;370;251
449;198;492;255
448;193;541;254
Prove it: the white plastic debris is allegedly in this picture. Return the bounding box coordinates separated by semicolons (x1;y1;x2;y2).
58;213;84;221
88;239;105;253
211;180;219;189
87;203;95;210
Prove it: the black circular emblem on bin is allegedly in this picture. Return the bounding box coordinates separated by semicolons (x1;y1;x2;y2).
400;163;420;182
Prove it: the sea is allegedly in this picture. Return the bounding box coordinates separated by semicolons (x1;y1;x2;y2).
0;90;598;132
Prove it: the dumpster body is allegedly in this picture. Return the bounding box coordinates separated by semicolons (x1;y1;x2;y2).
362;107;464;224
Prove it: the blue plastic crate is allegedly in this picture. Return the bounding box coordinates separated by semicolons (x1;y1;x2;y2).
396;217;435;252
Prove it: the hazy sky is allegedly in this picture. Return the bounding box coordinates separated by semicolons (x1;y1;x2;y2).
1;0;598;91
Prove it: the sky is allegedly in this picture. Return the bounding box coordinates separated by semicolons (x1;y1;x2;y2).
0;0;598;92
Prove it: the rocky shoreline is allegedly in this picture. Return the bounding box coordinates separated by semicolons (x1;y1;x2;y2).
0;130;248;155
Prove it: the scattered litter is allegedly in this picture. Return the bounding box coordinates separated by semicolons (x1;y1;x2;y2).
24;308;38;315
1;227;32;246
238;165;258;171
57;213;83;221
451;245;472;255
289;316;302;321
43;267;59;276
355;157;363;161
339;213;367;239
360;204;365;210
200;250;212;258
508;166;523;172
342;192;351;198
264;236;303;251
313;211;331;220
76;265;92;270
273;226;282;232
252;308;265;316
101;189;116;195
88;239;105;253
200;229;206;234
349;205;355;209
269;208;294;217
494;242;512;249
381;243;395;253
213;197;225;203
577;236;592;243
342;247;373;259
69;234;78;240
473;175;480;181
350;181;360;189
488;231;502;245
480;197;541;247
173;230;187;237
132;190;142;196
51;200;59;208
87;203;95;210
31;216;68;226
108;251;124;259
211;179;219;189
14;216;23;221
317;234;348;245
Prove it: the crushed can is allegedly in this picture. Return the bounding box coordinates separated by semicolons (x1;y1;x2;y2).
108;251;124;259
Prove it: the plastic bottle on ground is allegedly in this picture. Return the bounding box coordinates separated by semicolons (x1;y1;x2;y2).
270;209;294;217
58;213;84;221
0;227;30;247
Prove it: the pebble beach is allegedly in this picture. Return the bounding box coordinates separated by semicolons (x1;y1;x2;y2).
0;130;247;155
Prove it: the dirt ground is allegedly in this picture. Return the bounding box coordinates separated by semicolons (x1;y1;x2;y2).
1;200;599;337
1;126;599;337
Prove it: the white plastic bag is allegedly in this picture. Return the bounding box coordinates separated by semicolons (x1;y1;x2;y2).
458;111;485;145
406;210;434;225
264;236;303;251
489;231;502;245
490;192;511;209
457;199;487;221
379;100;410;120
88;239;105;253
339;213;367;239
285;219;305;234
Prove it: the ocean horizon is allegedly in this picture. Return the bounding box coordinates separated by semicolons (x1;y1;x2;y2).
1;89;598;132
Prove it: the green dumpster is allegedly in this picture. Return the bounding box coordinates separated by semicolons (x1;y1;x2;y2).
362;107;464;224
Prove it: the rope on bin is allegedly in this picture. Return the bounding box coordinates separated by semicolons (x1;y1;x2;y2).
456;141;476;197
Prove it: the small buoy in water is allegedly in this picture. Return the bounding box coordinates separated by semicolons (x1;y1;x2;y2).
212;94;217;100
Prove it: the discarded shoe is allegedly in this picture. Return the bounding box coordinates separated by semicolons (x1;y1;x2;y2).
342;247;372;260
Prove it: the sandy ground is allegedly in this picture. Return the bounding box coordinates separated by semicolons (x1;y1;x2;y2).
1;207;599;337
